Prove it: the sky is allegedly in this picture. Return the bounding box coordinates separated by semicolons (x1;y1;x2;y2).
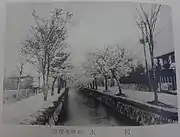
4;2;174;79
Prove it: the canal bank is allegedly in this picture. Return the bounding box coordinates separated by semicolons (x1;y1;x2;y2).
59;88;134;126
79;88;178;126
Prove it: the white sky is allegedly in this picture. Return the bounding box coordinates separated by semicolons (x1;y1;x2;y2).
4;2;174;77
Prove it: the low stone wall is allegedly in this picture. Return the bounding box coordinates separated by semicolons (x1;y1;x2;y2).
120;84;148;91
28;88;69;125
79;88;178;125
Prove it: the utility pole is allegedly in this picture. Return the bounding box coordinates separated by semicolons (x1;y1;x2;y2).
139;26;151;92
142;40;151;92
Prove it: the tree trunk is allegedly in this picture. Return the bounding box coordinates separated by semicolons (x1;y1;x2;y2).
115;77;122;95
51;77;57;96
94;77;97;90
42;72;48;101
43;73;46;87
57;79;61;94
64;80;67;88
92;80;95;89
149;29;158;103
104;76;108;91
38;75;40;93
46;54;50;87
57;85;61;94
58;78;63;94
42;49;48;100
38;75;40;87
63;80;65;88
43;86;48;101
90;83;92;89
16;77;20;99
151;57;158;103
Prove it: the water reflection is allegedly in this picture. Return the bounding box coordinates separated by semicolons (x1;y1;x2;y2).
61;88;130;126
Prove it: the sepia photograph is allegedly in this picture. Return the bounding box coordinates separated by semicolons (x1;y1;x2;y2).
2;1;178;126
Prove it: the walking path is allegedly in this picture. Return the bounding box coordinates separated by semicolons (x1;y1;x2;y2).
98;86;177;110
3;88;64;125
63;88;127;126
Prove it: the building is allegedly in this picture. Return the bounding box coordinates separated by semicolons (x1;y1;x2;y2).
155;51;175;70
3;75;34;90
154;51;176;91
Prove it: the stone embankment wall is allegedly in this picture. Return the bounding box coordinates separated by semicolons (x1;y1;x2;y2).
30;88;69;125
79;88;178;125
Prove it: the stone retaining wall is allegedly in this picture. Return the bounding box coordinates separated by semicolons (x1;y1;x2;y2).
80;88;178;125
28;88;69;125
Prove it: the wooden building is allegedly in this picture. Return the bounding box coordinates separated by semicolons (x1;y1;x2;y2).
154;51;176;92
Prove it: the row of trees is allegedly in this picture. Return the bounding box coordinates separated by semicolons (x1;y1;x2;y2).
20;8;73;99
83;45;134;96
83;4;162;104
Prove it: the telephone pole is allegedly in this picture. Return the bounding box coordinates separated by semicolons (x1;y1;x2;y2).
139;32;151;92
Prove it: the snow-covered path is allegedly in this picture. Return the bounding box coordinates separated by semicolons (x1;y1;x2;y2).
3;88;64;125
63;88;127;126
98;86;178;109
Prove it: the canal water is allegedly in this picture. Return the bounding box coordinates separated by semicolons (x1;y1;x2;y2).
60;88;131;126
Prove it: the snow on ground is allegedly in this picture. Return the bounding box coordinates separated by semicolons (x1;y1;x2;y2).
3;89;36;104
2;88;64;125
98;86;178;109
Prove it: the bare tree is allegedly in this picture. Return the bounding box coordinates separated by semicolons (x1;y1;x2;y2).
135;4;162;103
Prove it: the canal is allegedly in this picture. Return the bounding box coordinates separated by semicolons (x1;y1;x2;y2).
59;88;134;126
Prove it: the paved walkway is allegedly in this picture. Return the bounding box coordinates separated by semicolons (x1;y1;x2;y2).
3;88;64;125
98;86;177;109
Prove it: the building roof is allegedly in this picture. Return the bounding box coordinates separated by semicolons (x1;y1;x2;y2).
155;51;174;59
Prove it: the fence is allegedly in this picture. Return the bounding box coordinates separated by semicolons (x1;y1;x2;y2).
156;69;177;94
158;76;176;91
3;89;36;104
120;84;149;91
120;80;177;95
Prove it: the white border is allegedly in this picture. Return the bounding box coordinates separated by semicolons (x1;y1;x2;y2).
0;0;180;137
